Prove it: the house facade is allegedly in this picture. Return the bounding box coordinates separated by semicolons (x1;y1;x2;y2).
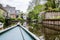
4;5;17;18
10;14;16;18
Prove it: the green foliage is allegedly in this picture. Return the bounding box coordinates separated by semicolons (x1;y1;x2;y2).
0;9;5;23
0;18;5;23
17;17;24;21
46;0;56;8
4;18;16;28
34;5;46;14
53;8;60;11
28;0;60;22
10;18;16;20
28;5;46;21
29;23;42;36
28;11;35;20
45;0;60;11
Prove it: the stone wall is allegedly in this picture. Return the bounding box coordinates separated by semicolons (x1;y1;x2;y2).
45;12;60;19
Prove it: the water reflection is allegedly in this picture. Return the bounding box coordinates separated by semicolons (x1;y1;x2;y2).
22;21;60;40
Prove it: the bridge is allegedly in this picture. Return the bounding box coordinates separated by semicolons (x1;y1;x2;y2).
0;24;39;40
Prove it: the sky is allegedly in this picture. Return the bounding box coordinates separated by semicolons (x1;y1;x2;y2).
0;0;31;13
40;0;47;5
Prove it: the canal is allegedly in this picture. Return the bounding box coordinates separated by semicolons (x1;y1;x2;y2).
22;21;60;40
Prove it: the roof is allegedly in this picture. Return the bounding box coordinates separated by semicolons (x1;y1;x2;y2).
0;25;39;40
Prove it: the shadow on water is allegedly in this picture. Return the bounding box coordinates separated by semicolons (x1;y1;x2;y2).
21;21;60;40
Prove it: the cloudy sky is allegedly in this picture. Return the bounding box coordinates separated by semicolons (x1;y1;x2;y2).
0;0;31;12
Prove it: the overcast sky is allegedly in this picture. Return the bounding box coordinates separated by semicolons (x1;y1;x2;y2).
0;0;47;13
0;0;32;13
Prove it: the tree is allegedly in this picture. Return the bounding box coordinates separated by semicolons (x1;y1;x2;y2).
33;5;46;13
45;0;59;11
0;4;3;8
28;5;46;21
